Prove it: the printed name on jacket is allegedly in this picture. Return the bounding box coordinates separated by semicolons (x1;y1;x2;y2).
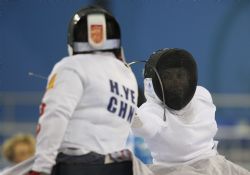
107;79;136;123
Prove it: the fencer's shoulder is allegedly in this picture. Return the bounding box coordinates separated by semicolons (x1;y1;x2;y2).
195;86;211;96
57;55;81;65
195;86;213;103
52;55;83;72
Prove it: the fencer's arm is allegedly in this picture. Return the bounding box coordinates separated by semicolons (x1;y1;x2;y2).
32;69;83;174
131;109;160;139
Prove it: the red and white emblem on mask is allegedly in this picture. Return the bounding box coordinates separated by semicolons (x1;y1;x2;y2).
87;14;107;48
90;24;103;44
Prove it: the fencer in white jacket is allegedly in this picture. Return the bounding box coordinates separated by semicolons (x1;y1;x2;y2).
0;6;153;175
1;6;154;175
132;48;250;175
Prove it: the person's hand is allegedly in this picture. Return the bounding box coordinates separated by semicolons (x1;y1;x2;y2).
131;113;143;128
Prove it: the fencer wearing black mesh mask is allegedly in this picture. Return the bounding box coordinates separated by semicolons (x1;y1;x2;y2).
132;48;250;175
145;48;197;110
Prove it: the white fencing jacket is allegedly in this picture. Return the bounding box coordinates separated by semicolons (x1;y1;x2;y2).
132;78;218;167
32;52;138;174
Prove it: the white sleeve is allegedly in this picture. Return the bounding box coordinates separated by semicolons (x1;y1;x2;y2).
32;68;83;174
131;103;162;139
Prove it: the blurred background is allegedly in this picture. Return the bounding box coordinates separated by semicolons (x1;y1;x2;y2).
0;0;250;170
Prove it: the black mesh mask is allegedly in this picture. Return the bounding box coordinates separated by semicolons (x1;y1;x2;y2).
144;48;197;110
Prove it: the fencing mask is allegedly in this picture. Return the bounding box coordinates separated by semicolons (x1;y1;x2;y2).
144;48;197;110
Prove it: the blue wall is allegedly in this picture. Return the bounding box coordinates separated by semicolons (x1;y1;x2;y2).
111;0;250;93
1;0;250;122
